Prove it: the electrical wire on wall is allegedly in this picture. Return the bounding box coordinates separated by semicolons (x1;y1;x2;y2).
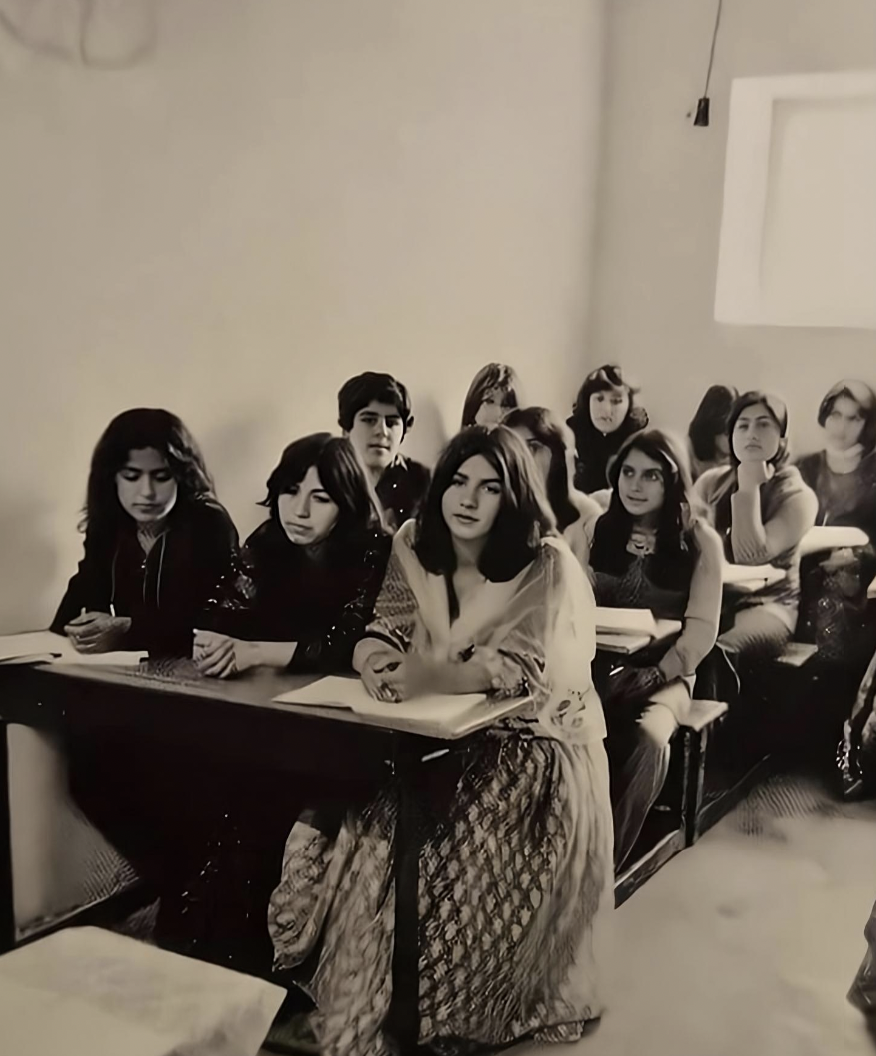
693;0;724;127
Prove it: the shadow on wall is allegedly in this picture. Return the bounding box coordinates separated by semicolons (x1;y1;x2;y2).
0;498;61;634
403;394;449;468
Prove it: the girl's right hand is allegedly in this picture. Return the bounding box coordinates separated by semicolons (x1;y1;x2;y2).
361;649;405;700
737;459;774;492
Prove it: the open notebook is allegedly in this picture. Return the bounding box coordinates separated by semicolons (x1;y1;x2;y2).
594;608;682;655
0;631;146;668
273;676;494;738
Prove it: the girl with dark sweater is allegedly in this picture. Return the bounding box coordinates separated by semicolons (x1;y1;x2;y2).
52;408;238;657
567;364;649;495
586;429;723;868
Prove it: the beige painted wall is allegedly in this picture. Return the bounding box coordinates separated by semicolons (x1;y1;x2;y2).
589;0;876;457
0;0;604;633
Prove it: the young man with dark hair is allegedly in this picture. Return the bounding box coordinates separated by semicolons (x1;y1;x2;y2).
338;371;431;532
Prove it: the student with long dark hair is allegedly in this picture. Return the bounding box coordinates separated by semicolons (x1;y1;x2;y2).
695;392;817;660
688;384;739;481
567;364;649;495
460;362;522;428
268;426;612;1056
588;429;724;868
337;371;430;533
52;407;238;657
55;408;238;956
505;405;602;567
195;434;390;677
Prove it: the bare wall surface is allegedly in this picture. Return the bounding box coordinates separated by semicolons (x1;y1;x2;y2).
588;0;876;455
0;0;604;632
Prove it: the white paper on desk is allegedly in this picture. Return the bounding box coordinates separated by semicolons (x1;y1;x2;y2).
274;675;487;724
722;562;785;588
595;608;658;637
0;631;65;664
0;630;145;668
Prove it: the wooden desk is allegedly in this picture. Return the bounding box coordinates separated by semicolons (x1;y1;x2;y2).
0;660;527;1055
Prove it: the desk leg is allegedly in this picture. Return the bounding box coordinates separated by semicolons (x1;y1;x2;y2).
385;743;425;1055
0;719;16;952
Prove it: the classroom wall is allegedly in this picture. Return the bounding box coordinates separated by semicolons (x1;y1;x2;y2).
0;0;605;633
588;0;876;456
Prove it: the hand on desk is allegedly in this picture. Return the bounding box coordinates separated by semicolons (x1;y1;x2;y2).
361;648;413;703
194;630;251;678
64;611;132;653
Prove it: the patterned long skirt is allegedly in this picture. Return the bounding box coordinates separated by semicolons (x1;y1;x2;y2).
268;731;614;1056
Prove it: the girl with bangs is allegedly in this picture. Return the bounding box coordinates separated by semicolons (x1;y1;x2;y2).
587;429;724;869
268;425;613;1056
695;392;817;661
567;364;649;496
195;433;390;676
460;362;523;428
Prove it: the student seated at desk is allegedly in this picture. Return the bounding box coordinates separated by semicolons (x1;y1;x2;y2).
796;379;876;668
194;434;391;677
338;371;431;533
268;425;613;1056
695;392;817;661
460;361;522;427
586;429;723;869
505;405;602;568
566;364;649;496
51;408;238;658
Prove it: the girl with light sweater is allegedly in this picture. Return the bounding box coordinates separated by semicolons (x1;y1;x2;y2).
695;392;818;661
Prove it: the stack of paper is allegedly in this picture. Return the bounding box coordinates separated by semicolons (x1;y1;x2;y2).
0;631;145;668
721;563;785;589
595;608;659;637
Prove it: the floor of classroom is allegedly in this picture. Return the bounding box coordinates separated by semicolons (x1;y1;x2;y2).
509;771;876;1056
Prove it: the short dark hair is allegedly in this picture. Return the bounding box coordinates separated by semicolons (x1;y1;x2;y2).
503;406;580;532
817;379;876;454
591;429;697;583
81;408;215;535
414;425;555;582
727;391;790;469
688;385;739;462
259;433;383;542
460;363;522;429
337;372;413;434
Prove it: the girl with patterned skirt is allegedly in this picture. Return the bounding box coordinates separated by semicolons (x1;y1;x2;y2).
268;425;613;1056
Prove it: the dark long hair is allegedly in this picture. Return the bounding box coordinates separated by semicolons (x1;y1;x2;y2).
566;363;647;446
817;379;876;455
504;406;580;532
727;391;790;469
590;429;697;582
259;433;383;546
688;384;739;463
460;363;522;429
80;408;216;535
415;426;555;582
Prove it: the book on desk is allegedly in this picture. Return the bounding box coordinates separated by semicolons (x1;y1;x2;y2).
594;609;682;655
272;676;502;740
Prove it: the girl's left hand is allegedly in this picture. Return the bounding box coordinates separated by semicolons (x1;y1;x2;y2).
194;630;253;679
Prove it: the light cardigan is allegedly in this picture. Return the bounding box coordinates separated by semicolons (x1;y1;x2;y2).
694;464;818;624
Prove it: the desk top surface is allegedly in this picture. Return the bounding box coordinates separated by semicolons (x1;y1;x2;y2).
3;647;528;742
